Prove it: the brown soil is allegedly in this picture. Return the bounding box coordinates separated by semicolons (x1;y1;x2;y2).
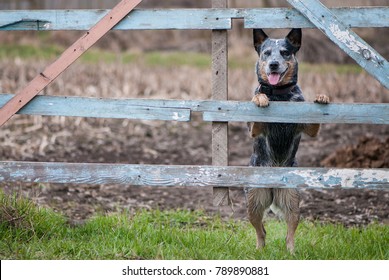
321;136;389;168
0;59;388;227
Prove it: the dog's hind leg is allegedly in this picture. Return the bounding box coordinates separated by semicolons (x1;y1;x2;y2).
247;188;273;249
301;123;321;137
273;189;300;253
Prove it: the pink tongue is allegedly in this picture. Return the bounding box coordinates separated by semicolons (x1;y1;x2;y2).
268;73;280;85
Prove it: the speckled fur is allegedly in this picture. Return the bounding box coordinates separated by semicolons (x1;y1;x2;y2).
247;29;329;253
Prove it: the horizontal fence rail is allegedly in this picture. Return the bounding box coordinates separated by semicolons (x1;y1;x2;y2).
0;161;388;189
1;94;388;124
0;7;388;31
0;94;193;122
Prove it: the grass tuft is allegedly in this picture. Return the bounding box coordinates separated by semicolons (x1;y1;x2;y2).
0;192;66;241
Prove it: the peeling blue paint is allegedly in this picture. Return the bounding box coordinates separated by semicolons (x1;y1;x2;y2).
0;94;388;124
287;0;389;89
0;8;388;31
0;162;388;189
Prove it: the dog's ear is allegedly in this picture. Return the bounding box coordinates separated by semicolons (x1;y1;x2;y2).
253;29;268;53
286;28;302;53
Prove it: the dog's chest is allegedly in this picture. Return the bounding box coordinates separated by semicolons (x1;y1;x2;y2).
252;123;301;167
266;123;300;150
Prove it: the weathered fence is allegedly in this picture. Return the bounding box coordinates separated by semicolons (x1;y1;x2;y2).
0;0;388;206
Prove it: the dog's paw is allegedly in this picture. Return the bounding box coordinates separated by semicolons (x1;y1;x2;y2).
252;94;269;107
314;94;330;104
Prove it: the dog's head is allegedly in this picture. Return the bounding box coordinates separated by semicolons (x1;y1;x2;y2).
253;29;301;87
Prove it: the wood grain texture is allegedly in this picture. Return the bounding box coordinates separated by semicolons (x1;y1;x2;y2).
243;7;389;29
0;161;387;189
201;101;389;124
212;0;230;206
1;94;388;124
1;8;388;31
0;0;142;127
287;0;389;90
0;94;191;121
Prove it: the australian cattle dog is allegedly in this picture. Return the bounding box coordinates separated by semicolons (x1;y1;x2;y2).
247;28;329;252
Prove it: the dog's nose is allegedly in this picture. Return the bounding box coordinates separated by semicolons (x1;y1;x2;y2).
269;61;279;71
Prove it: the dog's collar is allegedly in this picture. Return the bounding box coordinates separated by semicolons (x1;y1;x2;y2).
256;82;296;95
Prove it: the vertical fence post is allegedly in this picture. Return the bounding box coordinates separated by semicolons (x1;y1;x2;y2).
212;0;230;206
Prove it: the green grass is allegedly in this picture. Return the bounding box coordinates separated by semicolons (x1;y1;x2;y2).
0;44;63;60
0;191;388;260
0;44;135;64
0;43;363;74
0;43;210;68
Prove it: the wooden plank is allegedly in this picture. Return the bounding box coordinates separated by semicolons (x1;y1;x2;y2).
0;94;190;121
1;94;388;124
202;101;389;124
0;161;387;189
0;9;232;31
243;7;389;29
212;0;230;206
287;0;389;90
1;8;389;31
0;0;143;128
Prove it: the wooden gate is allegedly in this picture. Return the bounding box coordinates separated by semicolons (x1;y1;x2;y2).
0;0;388;207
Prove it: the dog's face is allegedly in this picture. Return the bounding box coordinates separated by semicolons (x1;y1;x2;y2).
254;29;301;86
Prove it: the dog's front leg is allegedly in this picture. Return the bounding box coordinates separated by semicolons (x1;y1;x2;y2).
248;94;269;138
301;94;330;137
252;93;269;107
314;94;330;104
248;122;265;138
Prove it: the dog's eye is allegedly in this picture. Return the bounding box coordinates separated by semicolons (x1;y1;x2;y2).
263;50;271;57
280;50;291;57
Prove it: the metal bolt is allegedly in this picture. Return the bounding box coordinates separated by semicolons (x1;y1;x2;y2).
362;49;371;60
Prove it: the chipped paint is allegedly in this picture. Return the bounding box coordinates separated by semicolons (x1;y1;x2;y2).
289;168;389;189
0;94;386;124
321;169;355;188
43;22;51;29
0;162;388;189
172;112;185;121
357;169;389;185
1;7;389;31
289;169;324;188
287;0;389;89
329;23;369;55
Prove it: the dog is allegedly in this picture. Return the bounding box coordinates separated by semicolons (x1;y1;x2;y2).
247;28;329;252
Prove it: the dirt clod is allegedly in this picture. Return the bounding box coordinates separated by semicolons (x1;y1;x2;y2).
321;136;389;168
